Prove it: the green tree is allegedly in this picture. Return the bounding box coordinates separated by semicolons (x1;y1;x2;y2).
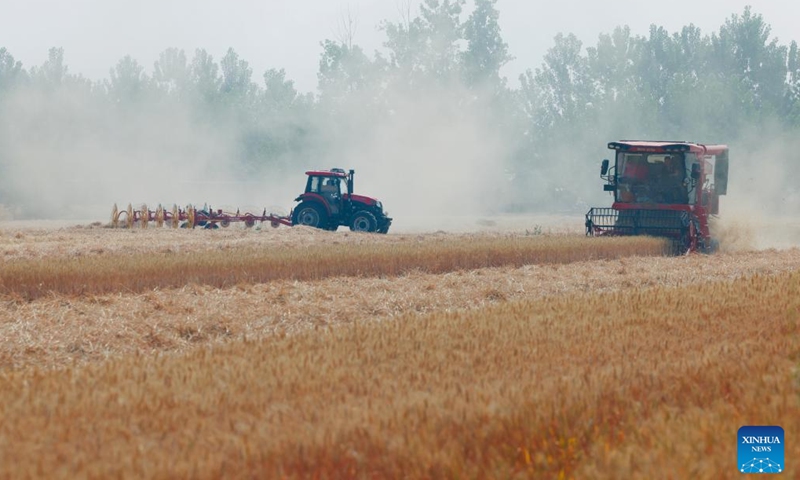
220;48;254;98
461;0;511;89
709;7;789;127
153;48;190;97
263;68;300;112
190;49;222;108
0;48;26;93
30;47;68;89
528;33;594;130
317;40;375;102
785;41;800;125
106;55;149;105
381;0;466;90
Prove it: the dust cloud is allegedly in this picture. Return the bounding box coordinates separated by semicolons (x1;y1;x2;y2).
712;126;800;250
0;84;267;221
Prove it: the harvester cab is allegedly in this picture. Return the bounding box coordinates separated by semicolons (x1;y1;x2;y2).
586;140;729;254
291;168;392;233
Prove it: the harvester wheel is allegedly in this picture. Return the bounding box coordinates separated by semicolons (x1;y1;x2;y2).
292;202;327;229
244;215;256;228
349;210;378;233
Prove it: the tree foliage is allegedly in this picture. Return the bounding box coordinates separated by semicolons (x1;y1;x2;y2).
0;6;798;216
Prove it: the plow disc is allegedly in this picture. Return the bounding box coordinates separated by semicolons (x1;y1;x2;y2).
110;203;293;230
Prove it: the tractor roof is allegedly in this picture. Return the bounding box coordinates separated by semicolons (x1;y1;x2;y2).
609;140;728;155
305;169;349;178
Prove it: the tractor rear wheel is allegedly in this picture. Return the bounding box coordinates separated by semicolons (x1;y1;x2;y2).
292;202;328;229
350;211;378;232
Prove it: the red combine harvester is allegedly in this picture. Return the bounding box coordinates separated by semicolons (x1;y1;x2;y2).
585;140;729;254
112;168;392;233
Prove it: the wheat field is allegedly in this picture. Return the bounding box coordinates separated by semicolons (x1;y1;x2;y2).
0;221;798;478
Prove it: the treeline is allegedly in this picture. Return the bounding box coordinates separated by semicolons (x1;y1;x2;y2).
0;2;798;217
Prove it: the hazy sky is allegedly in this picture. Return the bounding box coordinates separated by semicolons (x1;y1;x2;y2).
2;0;797;93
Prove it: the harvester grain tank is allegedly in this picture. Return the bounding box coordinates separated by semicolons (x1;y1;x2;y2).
585;140;729;254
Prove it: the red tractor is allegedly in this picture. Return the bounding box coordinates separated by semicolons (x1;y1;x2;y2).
111;167;391;232
291;168;392;233
585;140;729;254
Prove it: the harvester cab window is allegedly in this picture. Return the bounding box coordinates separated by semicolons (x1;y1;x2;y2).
617;152;690;204
619;154;647;182
617;154;649;203
653;154;688;204
703;156;715;190
698;155;716;208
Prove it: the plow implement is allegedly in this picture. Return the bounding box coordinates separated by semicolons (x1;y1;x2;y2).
110;203;292;229
585;207;700;255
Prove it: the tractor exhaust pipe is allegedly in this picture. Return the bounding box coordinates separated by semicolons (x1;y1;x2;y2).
348;169;355;194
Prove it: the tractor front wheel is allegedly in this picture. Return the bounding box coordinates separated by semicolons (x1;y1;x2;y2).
292;203;328;230
349;211;378;232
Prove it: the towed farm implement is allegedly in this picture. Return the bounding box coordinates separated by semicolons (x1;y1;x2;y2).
585;140;729;254
111;168;392;233
111;203;292;230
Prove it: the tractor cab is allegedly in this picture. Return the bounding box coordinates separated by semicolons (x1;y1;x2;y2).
304;169;350;215
292;168;392;233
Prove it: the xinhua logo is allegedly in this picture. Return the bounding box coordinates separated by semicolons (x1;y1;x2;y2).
738;426;784;474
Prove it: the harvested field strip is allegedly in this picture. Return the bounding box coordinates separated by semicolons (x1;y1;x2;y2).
1;271;798;478
0;235;666;300
3;249;799;371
